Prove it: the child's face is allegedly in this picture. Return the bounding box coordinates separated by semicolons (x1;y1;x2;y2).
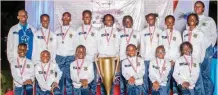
124;18;133;28
83;12;92;25
17;10;28;24
76;48;86;59
41;16;49;29
146;15;155;26
165;17;174;29
126;46;137;57
182;44;191;55
156;48;165;59
194;2;204;15
17;45;27;58
62;13;71;25
40;52;50;63
188;15;197;26
104;16;113;27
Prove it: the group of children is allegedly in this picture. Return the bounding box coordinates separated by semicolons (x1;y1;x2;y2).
8;1;216;95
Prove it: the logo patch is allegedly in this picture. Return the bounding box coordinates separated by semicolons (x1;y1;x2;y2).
193;34;197;38
173;37;176;41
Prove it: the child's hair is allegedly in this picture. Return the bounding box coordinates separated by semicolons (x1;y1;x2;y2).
41;50;50;56
103;14;114;24
145;13;158;20
126;44;137;51
40;14;50;21
195;1;205;8
18;43;27;48
82;10;92;16
165;15;175;22
76;45;86;53
180;41;193;56
187;13;199;26
155;45;165;57
62;12;71;17
122;15;133;26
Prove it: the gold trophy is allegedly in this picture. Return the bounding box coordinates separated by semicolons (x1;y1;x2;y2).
95;57;120;95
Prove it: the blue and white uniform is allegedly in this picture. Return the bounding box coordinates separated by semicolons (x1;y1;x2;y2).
55;25;77;95
70;59;94;95
10;57;34;95
149;58;171;95
122;56;145;95
173;55;200;95
7;23;36;62
32;27;57;64
35;61;62;95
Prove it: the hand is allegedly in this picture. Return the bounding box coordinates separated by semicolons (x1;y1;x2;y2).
128;76;135;85
170;61;175;66
152;81;160;91
23;79;32;85
80;79;88;88
182;82;190;89
52;82;58;88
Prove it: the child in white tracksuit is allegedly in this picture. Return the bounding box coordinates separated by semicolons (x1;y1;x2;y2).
173;42;200;95
149;45;171;95
122;44;145;95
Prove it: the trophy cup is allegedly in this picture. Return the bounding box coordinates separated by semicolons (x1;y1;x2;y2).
95;57;120;95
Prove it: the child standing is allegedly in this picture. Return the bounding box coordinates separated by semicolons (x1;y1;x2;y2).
35;50;62;95
55;12;77;95
70;45;94;95
140;13;162;94
96;14;119;94
10;43;34;95
32;14;57;64
173;42;200;95
118;15;140;95
149;45;171;95
159;15;182;94
122;44;145;95
76;10;98;95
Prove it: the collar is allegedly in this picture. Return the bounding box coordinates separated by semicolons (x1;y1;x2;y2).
42;27;49;32
62;25;70;30
18;23;28;31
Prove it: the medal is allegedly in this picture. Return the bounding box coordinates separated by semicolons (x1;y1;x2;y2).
17;58;27;77
166;29;173;49
149;26;156;46
61;26;70;44
184;55;193;77
41;62;51;81
124;28;134;44
82;25;92;40
156;59;166;77
41;28;50;49
76;59;85;76
104;27;113;45
127;57;138;73
188;28;192;42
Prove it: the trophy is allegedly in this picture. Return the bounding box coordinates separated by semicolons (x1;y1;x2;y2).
95;57;120;95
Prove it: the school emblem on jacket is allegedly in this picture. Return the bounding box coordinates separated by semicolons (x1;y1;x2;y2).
27;64;30;68
193;63;197;67
69;33;73;38
173;37;176;41
133;35;136;39
91;32;95;36
113;34;116;38
84;67;88;71
157;34;159;37
50;70;54;74
202;22;207;26
193;34;198;38
50;37;53;42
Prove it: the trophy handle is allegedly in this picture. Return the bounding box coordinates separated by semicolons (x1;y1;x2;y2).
95;56;104;78
113;56;120;81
